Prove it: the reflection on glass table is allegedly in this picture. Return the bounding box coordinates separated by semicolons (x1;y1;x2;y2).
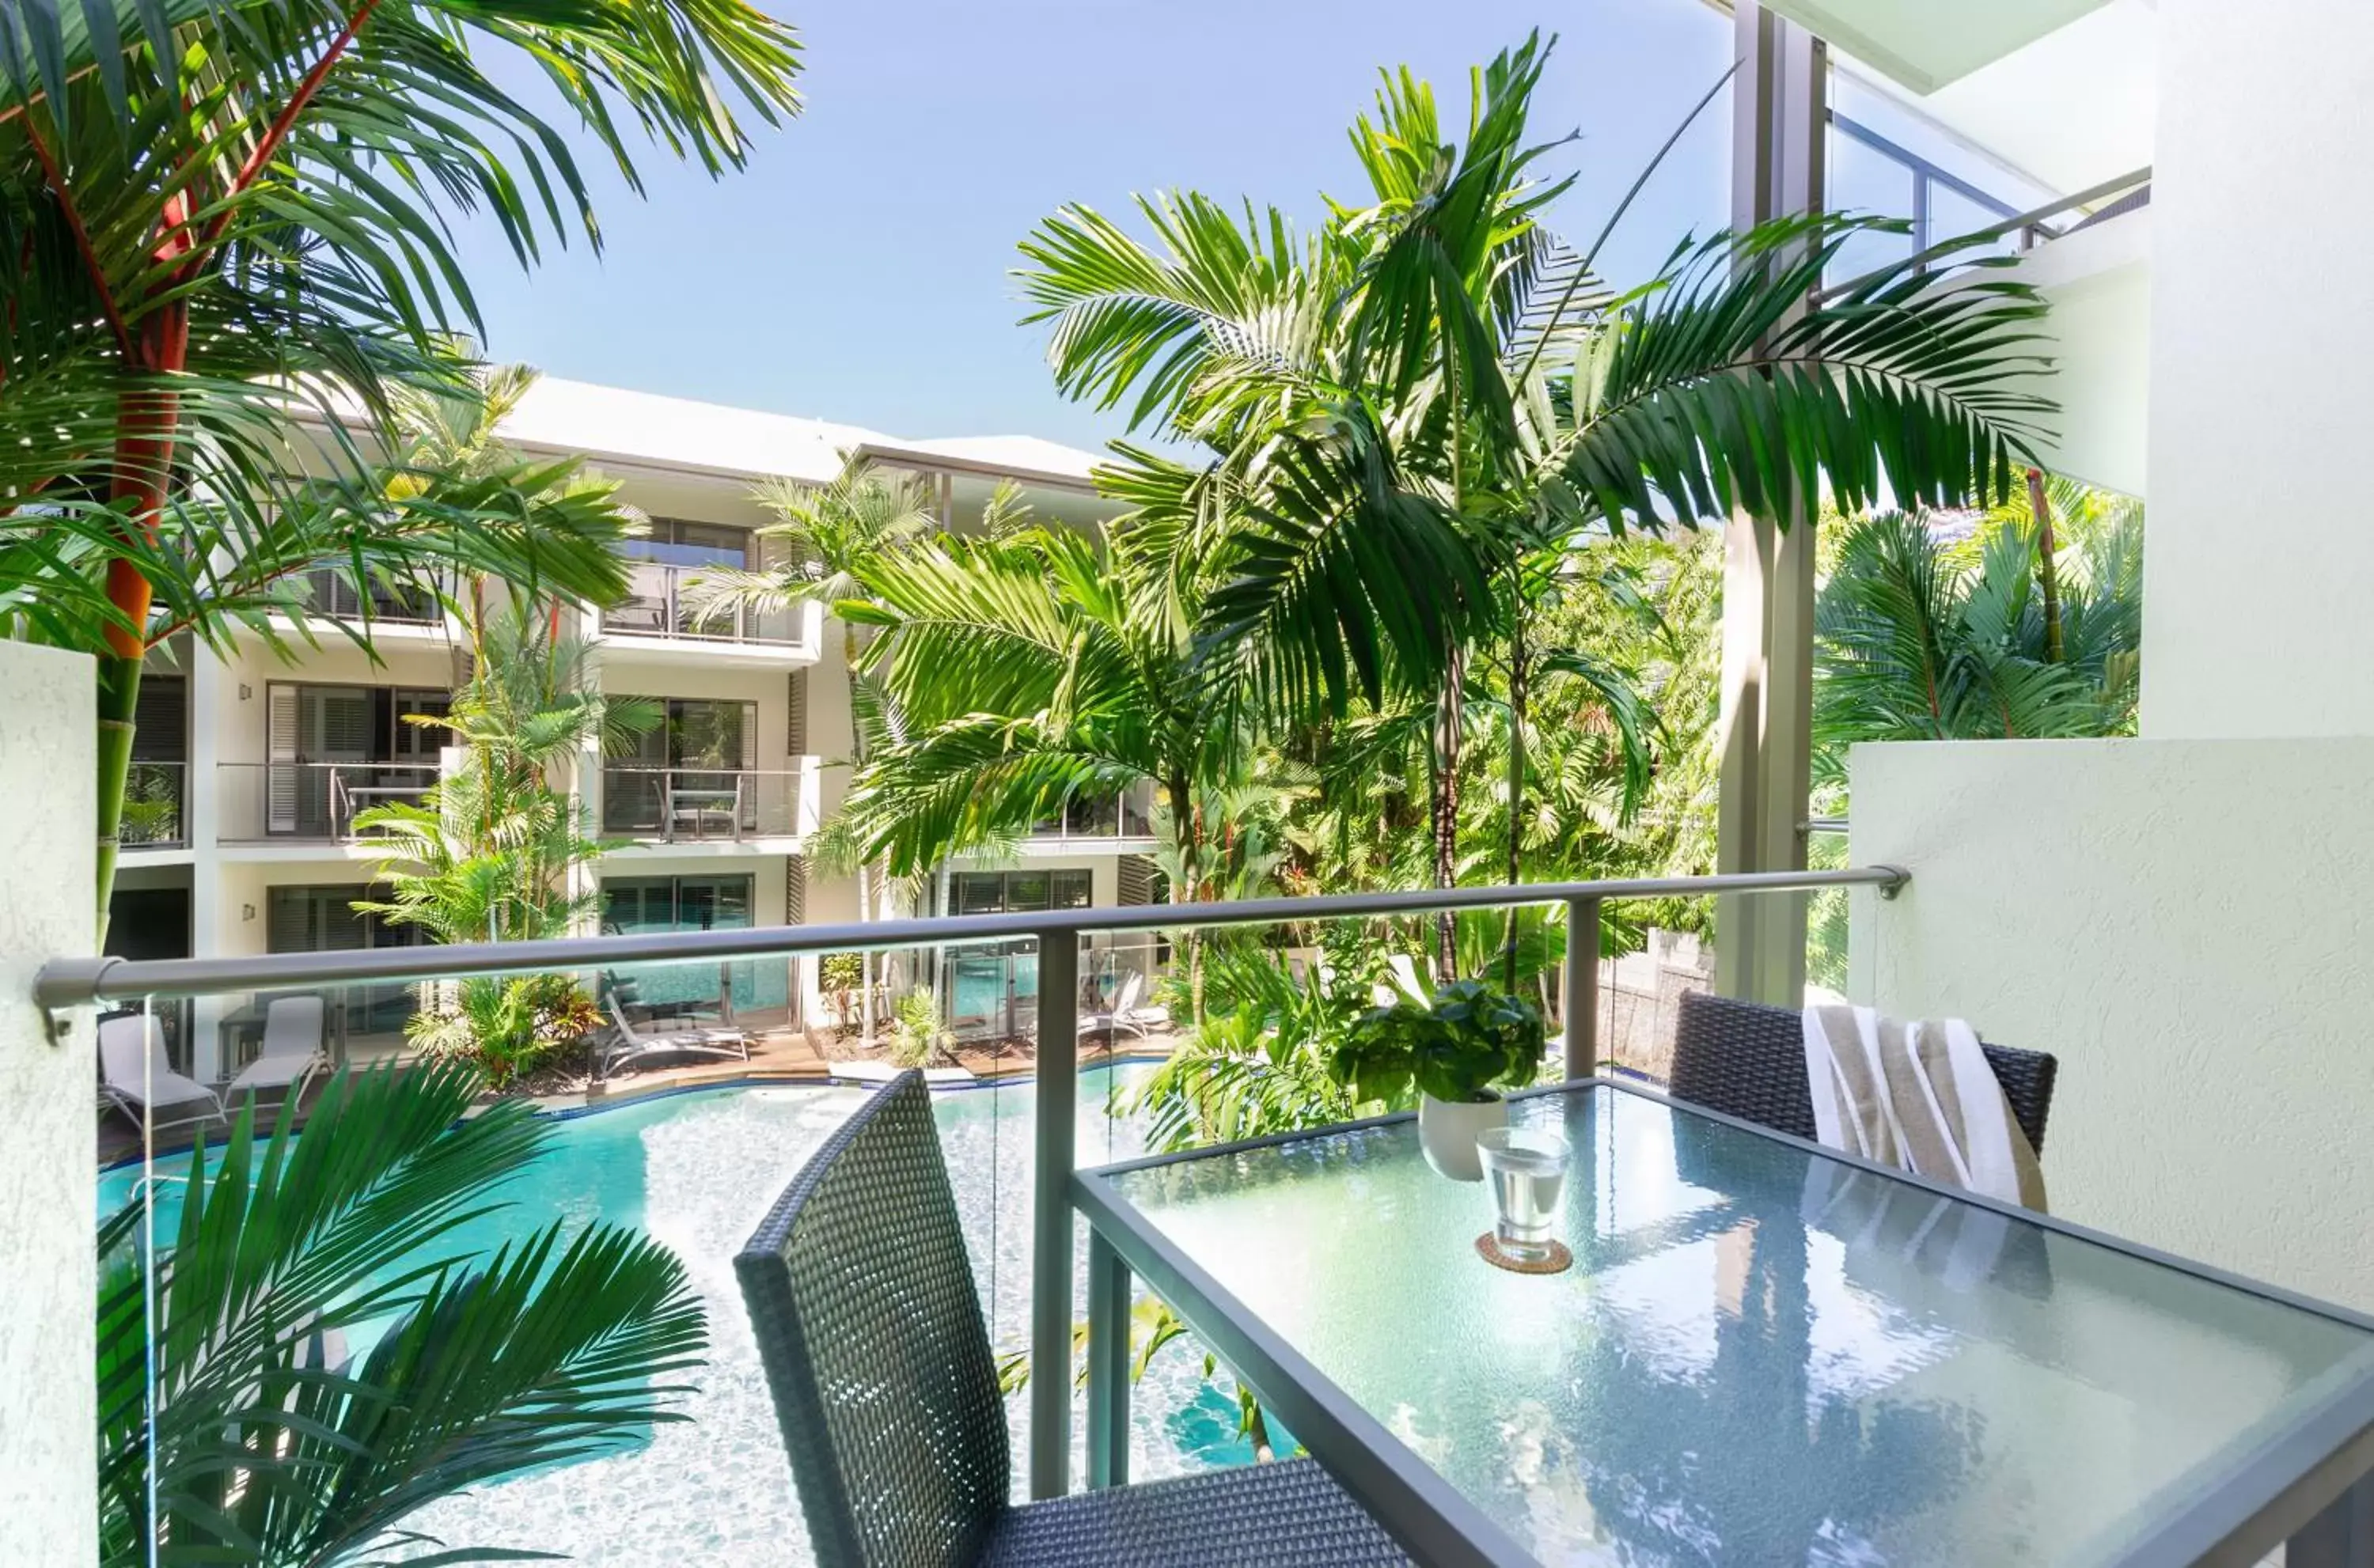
1077;1081;2374;1568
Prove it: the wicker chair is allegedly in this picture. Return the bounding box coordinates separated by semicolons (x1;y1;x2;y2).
735;1071;1410;1568
1667;991;2058;1155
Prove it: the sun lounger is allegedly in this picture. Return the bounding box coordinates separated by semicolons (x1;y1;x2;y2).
98;1013;224;1132
597;997;750;1077
225;996;327;1107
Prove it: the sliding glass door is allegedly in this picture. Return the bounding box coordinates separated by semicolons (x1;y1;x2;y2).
600;873;789;1017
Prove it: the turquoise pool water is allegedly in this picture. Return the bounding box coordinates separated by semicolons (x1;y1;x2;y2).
104;1066;1261;1566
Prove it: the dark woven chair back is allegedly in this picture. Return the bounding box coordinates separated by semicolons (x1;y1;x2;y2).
736;1071;1009;1568
1667;991;2057;1155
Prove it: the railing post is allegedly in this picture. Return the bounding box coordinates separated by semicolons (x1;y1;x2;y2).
1084;1226;1131;1490
1564;896;1599;1080
1030;929;1079;1499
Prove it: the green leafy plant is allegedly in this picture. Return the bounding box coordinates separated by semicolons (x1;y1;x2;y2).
887;985;950;1069
1333;979;1548;1105
356;604;655;1080
1124;945;1374;1153
408;973;607;1091
96;1062;706;1566
0;0;800;929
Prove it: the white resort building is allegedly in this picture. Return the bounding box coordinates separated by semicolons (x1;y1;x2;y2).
104;377;1162;1081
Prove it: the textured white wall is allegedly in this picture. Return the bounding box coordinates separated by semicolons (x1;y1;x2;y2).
2012;210;2150;499
1850;737;2374;1310
0;640;97;1565
2141;0;2374;737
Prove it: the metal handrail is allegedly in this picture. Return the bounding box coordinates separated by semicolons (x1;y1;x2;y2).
47;861;1906;1503
1813;162;2152;305
601;560;803;647
36;865;1901;1007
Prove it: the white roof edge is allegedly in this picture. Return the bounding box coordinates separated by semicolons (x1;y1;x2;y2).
282;374;1112;493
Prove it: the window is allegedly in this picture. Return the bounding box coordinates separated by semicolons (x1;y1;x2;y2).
949;869;1092;915
619;518;751;570
264;684;447;836
601;873;788;1015
604;698;759;834
264;883;426;1036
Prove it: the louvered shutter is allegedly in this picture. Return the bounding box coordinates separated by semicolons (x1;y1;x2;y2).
787;670;807;756
267;684;299;832
133;676;186;762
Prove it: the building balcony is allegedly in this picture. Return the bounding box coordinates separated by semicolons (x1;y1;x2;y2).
214;760;440;854
599;764;818;849
591;562;821;666
1018;788;1160;856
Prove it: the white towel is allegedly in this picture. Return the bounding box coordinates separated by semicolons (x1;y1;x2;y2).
1802;1005;2047;1211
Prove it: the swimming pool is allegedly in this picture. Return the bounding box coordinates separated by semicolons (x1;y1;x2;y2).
104;1066;1259;1566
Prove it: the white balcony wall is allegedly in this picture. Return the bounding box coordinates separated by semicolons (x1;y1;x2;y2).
2007;207;2150;499
2141;0;2374;739
0;640;96;1566
1851;0;2374;1312
1851;738;2374;1310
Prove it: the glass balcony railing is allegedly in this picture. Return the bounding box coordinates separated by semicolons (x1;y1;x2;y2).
298;566;446;626
74;864;1936;1567
119;760;188;849
215;760;441;843
1029;788;1158;844
597;561;803;647
600;765;813;841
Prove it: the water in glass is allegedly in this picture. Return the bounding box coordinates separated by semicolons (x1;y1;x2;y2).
1477;1126;1569;1259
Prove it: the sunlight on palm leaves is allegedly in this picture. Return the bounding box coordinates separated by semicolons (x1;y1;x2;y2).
97;1062;705;1566
1812;503;2142;779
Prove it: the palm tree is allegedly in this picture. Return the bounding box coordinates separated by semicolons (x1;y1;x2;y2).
0;0;802;922
353;606;658;1082
1811;498;2142;771
97;1062;706;1565
833;517;1262;1017
1018;31;2055;964
687;462;959;1038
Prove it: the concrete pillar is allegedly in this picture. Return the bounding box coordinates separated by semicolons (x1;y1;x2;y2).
1714;0;1826;1004
189;641;226;1081
0;639;98;1566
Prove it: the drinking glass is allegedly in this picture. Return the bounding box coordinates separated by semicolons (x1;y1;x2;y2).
1477;1126;1570;1260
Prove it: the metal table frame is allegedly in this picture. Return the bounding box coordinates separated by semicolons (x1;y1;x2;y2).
1072;1076;2374;1568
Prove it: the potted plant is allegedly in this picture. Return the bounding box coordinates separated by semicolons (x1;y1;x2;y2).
1331;978;1548;1180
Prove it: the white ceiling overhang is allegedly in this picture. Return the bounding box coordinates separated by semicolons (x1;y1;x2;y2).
1755;0;2119;92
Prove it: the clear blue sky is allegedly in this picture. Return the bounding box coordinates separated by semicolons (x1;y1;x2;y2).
453;0;1735;456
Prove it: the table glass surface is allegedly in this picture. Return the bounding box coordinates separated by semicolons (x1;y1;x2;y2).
1102;1085;2374;1566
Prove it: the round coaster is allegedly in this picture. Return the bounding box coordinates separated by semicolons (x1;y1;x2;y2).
1475;1232;1573;1275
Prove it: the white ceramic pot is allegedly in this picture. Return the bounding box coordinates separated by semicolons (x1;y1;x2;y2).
1418;1092;1508;1182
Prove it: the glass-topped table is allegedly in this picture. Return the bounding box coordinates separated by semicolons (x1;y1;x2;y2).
1072;1080;2374;1567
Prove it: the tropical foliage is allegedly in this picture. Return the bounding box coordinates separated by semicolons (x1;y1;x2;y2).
97;1062;705;1566
1333;979;1548;1105
1124;945;1375;1153
0;0;802;922
1015;30;2054;977
1812;485;2144;771
355;606;658;1085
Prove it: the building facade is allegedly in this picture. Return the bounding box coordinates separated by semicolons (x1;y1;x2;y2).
108;378;1161;1080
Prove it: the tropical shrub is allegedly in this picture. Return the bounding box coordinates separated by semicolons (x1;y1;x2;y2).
96;1062;705;1565
408;973;606;1090
1333;979;1548;1105
1124;945;1375;1153
1812;496;2143;769
356;606;655;1077
888;986;950;1068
